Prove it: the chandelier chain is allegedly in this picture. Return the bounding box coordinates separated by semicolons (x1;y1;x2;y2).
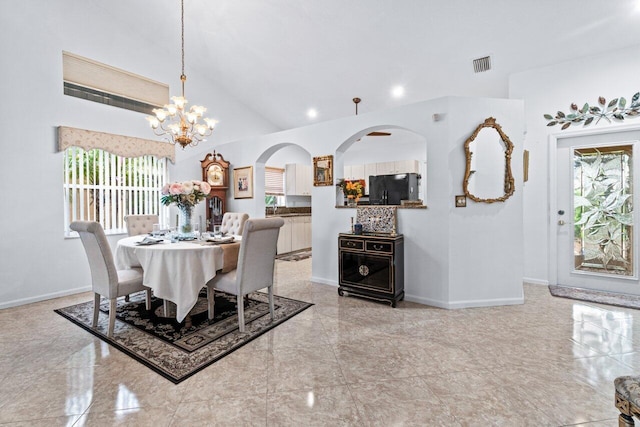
180;0;186;94
145;0;217;149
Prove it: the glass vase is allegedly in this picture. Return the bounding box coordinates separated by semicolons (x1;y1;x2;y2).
347;196;357;207
178;205;194;239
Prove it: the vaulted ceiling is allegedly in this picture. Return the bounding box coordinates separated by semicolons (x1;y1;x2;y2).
98;0;640;131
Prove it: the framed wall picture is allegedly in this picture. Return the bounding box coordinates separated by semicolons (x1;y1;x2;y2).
313;155;333;186
233;166;254;199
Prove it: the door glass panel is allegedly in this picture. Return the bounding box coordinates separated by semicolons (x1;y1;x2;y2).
574;145;634;276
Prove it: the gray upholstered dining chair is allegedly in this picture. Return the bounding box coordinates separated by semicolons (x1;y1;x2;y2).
124;214;159;236
70;221;152;337
206;217;284;332
219;212;249;236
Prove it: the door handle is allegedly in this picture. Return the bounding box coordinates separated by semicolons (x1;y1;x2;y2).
558;220;565;226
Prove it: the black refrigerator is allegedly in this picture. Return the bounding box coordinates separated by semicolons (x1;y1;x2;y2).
368;173;420;205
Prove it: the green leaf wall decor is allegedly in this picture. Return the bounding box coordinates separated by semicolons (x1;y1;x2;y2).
544;92;640;130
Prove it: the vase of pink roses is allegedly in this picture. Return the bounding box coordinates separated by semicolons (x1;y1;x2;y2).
161;180;211;239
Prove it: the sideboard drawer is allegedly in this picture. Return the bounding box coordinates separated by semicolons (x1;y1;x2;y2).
365;241;393;254
340;239;364;250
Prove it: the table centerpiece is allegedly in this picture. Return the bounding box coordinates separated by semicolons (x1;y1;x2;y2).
161;180;211;238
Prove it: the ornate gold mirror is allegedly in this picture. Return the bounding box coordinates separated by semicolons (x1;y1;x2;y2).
463;117;515;203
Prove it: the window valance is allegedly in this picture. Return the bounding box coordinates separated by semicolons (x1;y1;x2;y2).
57;126;175;163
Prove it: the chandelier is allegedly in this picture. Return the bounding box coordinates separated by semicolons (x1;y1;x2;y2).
146;0;216;149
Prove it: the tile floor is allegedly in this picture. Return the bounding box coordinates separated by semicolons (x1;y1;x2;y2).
0;258;637;426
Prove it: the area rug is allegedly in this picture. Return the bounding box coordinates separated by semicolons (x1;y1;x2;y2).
549;284;640;310
55;290;312;383
277;250;311;261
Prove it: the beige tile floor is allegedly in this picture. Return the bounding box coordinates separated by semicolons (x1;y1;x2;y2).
0;257;637;426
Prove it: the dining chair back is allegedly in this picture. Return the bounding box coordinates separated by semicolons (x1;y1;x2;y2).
206;217;284;332
124;214;159;236
70;221;151;337
219;212;249;236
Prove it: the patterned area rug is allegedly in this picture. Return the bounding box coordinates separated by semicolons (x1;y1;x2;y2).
55;290;312;383
277;250;311;261
549;284;640;310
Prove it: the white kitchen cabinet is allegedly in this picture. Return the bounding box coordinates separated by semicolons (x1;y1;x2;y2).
350;164;364;180
343;165;350;180
285;164;312;196
291;217;306;252
276;218;292;254
394;160;420;174
343;164;364;181
303;215;312;248
276;215;312;254
375;160;419;175
376;161;396;175
364;163;377;195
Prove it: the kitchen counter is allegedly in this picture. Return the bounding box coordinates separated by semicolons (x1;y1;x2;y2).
335;204;426;209
266;213;311;217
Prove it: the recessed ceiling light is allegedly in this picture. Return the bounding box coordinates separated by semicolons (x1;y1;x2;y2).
391;86;405;98
307;108;317;119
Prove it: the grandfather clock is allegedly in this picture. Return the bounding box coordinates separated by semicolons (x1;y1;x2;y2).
201;151;230;231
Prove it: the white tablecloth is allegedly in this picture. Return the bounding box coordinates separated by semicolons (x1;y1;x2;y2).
115;236;227;322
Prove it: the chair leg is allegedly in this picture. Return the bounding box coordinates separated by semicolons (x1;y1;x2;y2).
207;287;215;320
620;413;635;427
92;293;101;327
145;289;152;311
268;286;275;321
238;295;245;332
107;298;117;338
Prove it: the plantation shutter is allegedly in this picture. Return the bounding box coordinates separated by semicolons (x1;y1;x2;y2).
265;167;285;195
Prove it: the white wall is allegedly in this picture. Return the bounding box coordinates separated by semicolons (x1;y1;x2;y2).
210;96;525;308
510;44;640;285
0;1;279;308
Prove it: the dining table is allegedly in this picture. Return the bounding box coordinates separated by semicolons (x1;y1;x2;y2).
115;235;241;323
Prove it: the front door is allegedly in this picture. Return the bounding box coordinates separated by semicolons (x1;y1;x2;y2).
556;129;640;292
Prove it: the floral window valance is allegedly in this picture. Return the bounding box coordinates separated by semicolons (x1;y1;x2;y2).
57;126;175;163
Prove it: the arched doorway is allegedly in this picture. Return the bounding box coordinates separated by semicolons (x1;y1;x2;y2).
335;126;428;206
256;142;313;256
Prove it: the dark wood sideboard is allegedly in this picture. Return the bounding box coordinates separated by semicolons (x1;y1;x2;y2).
338;233;404;307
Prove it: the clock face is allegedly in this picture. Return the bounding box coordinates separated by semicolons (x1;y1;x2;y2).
207;164;225;186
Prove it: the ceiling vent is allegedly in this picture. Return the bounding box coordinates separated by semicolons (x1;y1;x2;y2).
472;55;492;73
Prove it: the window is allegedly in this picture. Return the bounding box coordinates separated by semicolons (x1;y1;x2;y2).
265;167;285;206
63;147;167;236
573;145;634;276
62;51;169;114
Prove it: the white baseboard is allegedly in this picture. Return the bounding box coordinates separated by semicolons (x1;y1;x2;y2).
405;293;524;309
306;278;525;309
0;286;91;310
310;276;338;287
523;277;549;286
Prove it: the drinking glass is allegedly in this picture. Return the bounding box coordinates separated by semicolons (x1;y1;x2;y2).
213;225;222;237
152;223;160;235
193;223;200;240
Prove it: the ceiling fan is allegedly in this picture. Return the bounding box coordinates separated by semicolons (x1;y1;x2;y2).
353;97;391;137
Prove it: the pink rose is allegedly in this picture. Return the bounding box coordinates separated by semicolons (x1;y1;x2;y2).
161;184;170;195
199;181;211;194
169;182;183;195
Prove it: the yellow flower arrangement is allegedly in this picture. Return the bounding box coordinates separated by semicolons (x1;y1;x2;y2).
338;179;364;201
